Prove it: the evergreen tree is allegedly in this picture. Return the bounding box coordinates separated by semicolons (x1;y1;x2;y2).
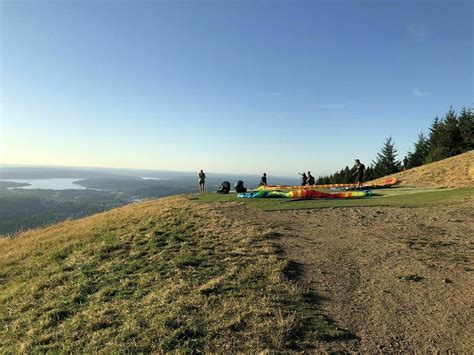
372;137;401;178
443;106;462;156
408;132;429;167
364;166;375;181
330;170;343;183
425;146;449;164
458;107;474;152
427;117;445;147
343;166;352;183
405;152;414;169
425;117;448;163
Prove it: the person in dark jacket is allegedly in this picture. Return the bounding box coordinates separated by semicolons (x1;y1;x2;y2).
298;172;308;186
234;180;247;193
403;156;409;170
259;173;268;186
307;171;315;185
352;159;365;189
217;181;230;194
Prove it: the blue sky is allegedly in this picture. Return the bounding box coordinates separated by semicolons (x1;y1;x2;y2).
1;0;472;176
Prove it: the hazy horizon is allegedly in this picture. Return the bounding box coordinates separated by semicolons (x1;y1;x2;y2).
0;163;303;180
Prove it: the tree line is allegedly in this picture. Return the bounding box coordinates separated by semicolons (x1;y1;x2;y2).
316;106;473;184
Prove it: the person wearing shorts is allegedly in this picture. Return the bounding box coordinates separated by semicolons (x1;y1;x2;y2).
198;170;206;194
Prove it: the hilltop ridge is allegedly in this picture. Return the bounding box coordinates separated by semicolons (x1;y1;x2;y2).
375;150;473;188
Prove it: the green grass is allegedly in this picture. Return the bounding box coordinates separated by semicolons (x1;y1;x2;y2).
0;197;347;353
191;187;474;211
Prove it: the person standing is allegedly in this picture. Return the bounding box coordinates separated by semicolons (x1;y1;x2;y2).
198;169;206;194
307;171;315;185
298;172;308;186
352;159;365;189
403;156;409;170
259;173;268;186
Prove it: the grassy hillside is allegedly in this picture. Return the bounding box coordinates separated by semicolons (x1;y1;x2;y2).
376;150;474;188
2;152;472;352
0;196;346;352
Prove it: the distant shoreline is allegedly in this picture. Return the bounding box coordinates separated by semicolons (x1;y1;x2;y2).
0;180;31;188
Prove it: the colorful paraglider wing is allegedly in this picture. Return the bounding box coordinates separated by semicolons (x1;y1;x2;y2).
237;191;287;198
238;189;371;199
258;178;399;191
286;189;371;199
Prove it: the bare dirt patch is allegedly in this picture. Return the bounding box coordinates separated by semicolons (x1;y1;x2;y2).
266;199;474;352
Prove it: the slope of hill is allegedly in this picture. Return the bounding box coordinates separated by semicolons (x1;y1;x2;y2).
378;150;474;188
2;154;473;352
0;196;345;353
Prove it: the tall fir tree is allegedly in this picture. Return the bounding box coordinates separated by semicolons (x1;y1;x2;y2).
364;166;375;181
343;166;352;183
425;117;448;163
443;106;462;157
458;107;474;152
408;132;429;167
371;137;401;178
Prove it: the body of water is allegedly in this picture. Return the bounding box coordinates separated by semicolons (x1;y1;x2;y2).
5;178;87;190
140;177;165;180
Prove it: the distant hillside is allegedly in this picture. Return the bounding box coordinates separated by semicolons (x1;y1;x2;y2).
376;150;474;188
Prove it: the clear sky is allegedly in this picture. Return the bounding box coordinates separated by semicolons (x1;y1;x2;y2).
1;0;472;176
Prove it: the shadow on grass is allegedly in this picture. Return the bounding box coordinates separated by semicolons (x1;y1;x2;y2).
263;231;285;240
282;259;360;348
282;260;305;282
269;236;359;345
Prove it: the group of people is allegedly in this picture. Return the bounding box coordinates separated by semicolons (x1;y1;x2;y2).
298;171;315;186
198;159;366;193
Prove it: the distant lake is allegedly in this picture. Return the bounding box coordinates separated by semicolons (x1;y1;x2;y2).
5;178;87;190
140;177;167;180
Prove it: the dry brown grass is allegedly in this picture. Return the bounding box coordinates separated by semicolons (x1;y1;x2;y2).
374;150;474;188
0;196;343;352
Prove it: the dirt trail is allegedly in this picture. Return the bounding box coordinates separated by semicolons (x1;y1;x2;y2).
225;198;474;352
